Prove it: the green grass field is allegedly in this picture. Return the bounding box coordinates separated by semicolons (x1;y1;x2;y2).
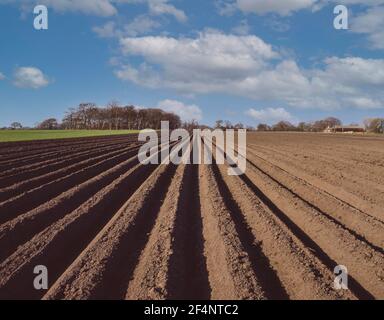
0;130;139;142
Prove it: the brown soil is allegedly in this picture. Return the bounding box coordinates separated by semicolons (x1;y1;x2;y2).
0;132;383;300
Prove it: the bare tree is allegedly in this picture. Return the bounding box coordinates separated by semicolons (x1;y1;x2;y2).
297;122;313;132
37;118;59;130
312;117;342;132
10;122;23;130
234;123;244;129
183;120;200;131
215;120;224;129
272;121;296;131
61;102;181;131
257;123;271;131
364;118;384;133
224;120;233;130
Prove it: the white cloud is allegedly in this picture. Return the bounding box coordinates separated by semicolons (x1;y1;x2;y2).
318;57;384;87
215;0;237;16
299;57;384;107
114;31;384;111
115;0;187;21
346;97;383;109
93;22;119;38
279;57;384;110
351;6;384;49
237;0;317;16
93;15;161;38
0;0;117;16
157;99;202;121
0;0;187;19
124;15;161;36
92;21;120;38
246;107;296;124
13;67;51;89
336;0;384;5
217;0;384;48
148;0;187;22
0;72;5;80
116;31;278;91
47;0;117;16
218;0;384;16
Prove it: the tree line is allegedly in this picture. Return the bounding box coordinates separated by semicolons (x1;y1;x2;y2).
214;117;384;134
4;107;384;134
256;117;343;132
214;117;343;132
35;102;182;130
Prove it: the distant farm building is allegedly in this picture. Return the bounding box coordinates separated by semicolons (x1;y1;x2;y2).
324;125;366;133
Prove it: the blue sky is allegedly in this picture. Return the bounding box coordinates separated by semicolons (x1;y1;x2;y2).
0;0;383;127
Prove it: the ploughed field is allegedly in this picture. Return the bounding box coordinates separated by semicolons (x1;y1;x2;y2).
0;132;383;300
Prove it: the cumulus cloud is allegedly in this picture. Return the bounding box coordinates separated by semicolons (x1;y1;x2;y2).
0;0;187;19
124;15;161;36
336;0;384;5
147;0;187;22
93;22;119;38
346;97;383;109
216;0;384;48
278;57;384;110
93;15;161;38
116;31;278;92
0;0;117;16
157;99;202;121
215;0;237;16
13;67;50;89
237;0;317;16
351;6;384;49
246;107;295;123
217;0;384;16
114;31;384;111
117;0;187;21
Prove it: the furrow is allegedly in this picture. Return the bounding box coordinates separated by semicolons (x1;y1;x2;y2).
0;161;158;300
244;158;384;299
0;145;139;223
44;162;178;300
246;148;384;248
198;161;267;300
0;139;136;179
0;152;141;262
215;159;356;300
0;143;141;201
